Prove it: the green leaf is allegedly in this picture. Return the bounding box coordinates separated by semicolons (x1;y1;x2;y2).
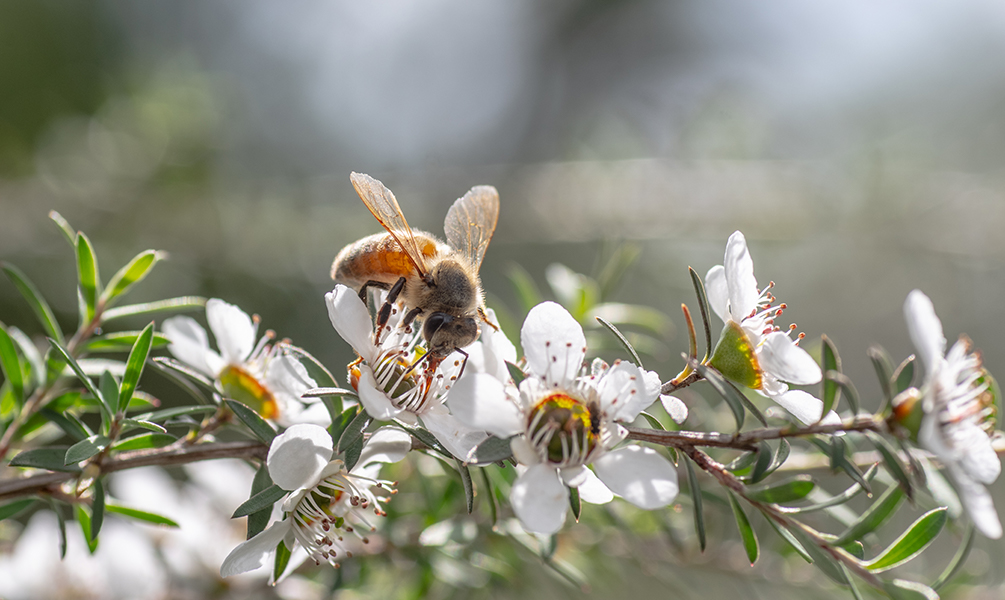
932;523;974;589
749;439;791;484
0;498;36;521
507;263;543;313
136;405;217;423
343;433;364;472
569;485;582;522
834;485;905;545
8;325;44;388
281;343;340;390
105;504;179;528
247;463;273;540
49;210;76;246
788;526;851;585
868;432;913;497
75;232;100;323
65;435;111;465
336;406;372;455
779;464;878;514
688;267;713;362
76;505;98;554
595;316;643;368
224;399;277;445
824;370;860;415
506;361;527;386
683;457;706;552
3;263;64;344
865;508;947;572
99;250;164;307
233;484;287;517
301;387;357;399
694;363;745;431
98;370;118;426
48;338;108;418
148;358;213;405
84;331;170;353
466;435;514;465
820;335;841;418
0;324;24;404
455;458;474;514
763;514;812;563
119;418;167;434
274;541;292;582
111;433;177;452
52;500;68;558
726;450;759;474
328;405;358;446
10;447;81;472
117;322;154;414
728;491;758;565
100;296;206;323
883;579;940;600
893;355;916;394
868;345;895;405
480;469;499;526
91;479;105;541
745;475;815;504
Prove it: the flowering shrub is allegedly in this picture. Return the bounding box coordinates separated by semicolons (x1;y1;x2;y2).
0;203;999;600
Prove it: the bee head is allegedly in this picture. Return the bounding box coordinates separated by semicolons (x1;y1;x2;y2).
423;312;479;357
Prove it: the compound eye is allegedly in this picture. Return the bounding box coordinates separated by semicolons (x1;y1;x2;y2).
423;312;452;342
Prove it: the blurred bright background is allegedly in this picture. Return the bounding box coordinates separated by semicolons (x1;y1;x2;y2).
3;1;1005;598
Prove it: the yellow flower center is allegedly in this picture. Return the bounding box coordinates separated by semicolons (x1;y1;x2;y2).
528;392;599;464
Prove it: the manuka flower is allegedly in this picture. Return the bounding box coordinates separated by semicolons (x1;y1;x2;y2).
705;231;834;425
220;424;412;577
448;301;679;535
902;290;1001;538
162;299;329;426
325;284;493;459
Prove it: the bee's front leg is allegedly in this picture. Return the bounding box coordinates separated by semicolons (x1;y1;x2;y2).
375;277;407;341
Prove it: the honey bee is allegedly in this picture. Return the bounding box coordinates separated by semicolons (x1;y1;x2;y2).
331;172;499;372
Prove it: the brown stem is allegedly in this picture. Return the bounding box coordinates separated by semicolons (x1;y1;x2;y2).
661;371;702;395
0;440;267;501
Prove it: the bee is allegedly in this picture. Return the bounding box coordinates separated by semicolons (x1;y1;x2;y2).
332;172;499;374
586;401;602;438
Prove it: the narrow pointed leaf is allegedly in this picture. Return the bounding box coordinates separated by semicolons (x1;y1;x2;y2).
223;399;277;445
98;370;118;425
820;335;841;418
336;406;371;455
118;323;154;414
100;296;206;323
343;433;364;472
639;411;666;431
136;405;217;423
834;485;905;545
0;499;36;521
789;526;852;585
247;463;273;539
762;514;812;563
76;505;98;554
48;339;107;418
466;434;513;465
75;232;100;323
99;250;164;307
119;418;167;434
91;478;105;541
105;504;179;528
52;500;67;558
0;325;24;404
932;524;974;590
301;387;357;399
868;432;913;497
9;447;80;472
867;345;895;404
455;458;474;514
683;456;706;552
84;331;170;353
506;361;527;386
694;363;744;431
750;441;774;484
111;433;177;451
569;485;582;522
65;434;110;465
480;468;498;526
3;264;63;343
745;475;815;504
595;316;643;368
274;541;292;582
689;267;713;361
893;355;916;394
865;508;947;572
49;210;76;246
728;491;758;564
282;343;340;391
778;464;878;514
8;325;44;388
841;565;866;600
40;408;91;441
149;358;213;404
328;405;358;446
233;484;286;517
824;370;860;415
883;579;940;600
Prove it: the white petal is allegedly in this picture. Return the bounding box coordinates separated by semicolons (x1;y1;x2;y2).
161;316;218;377
521;302;586;386
357;367;404;421
560;465;589;488
704;265;730;325
598;361;649;423
510;464;568;535
206;299;257;365
771;389;826;425
758;331;822;385
592;445;678;509
325;285;376;361
420;405;490;461
954;470;1003;539
904;290;946;375
446;373;524;439
220;520;290;577
266;424;333;491
723;231;759;323
478;307;517;381
660;395;688;424
953;423;1001;485
576;467;615;505
356;426;412;467
510;436;541;466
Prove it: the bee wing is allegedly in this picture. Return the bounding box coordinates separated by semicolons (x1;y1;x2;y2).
350;172;429;276
443;185;499;273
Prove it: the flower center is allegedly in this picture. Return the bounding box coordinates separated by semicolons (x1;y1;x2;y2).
526;392;599;465
219;365;279;420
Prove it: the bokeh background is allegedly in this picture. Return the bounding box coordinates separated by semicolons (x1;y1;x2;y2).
2;1;1005;598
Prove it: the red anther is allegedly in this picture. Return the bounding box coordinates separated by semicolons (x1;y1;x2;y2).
768;281;775;288
253;314;262;324
775;308;783;316
789;324;797;331
797;332;806;339
763;327;773;335
779;303;787;309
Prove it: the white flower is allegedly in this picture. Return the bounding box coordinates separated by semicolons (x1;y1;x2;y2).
705;231;834;425
221;424;412;577
325;284;491;459
904;290;1001;539
448;301;679;535
162;299;329;426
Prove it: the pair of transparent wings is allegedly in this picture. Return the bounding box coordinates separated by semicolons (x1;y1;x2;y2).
349;172;499;276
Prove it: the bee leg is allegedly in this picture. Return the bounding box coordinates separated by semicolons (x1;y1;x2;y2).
358;279;391;304
401;306;423;332
375;277;407;340
477;306;500;331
